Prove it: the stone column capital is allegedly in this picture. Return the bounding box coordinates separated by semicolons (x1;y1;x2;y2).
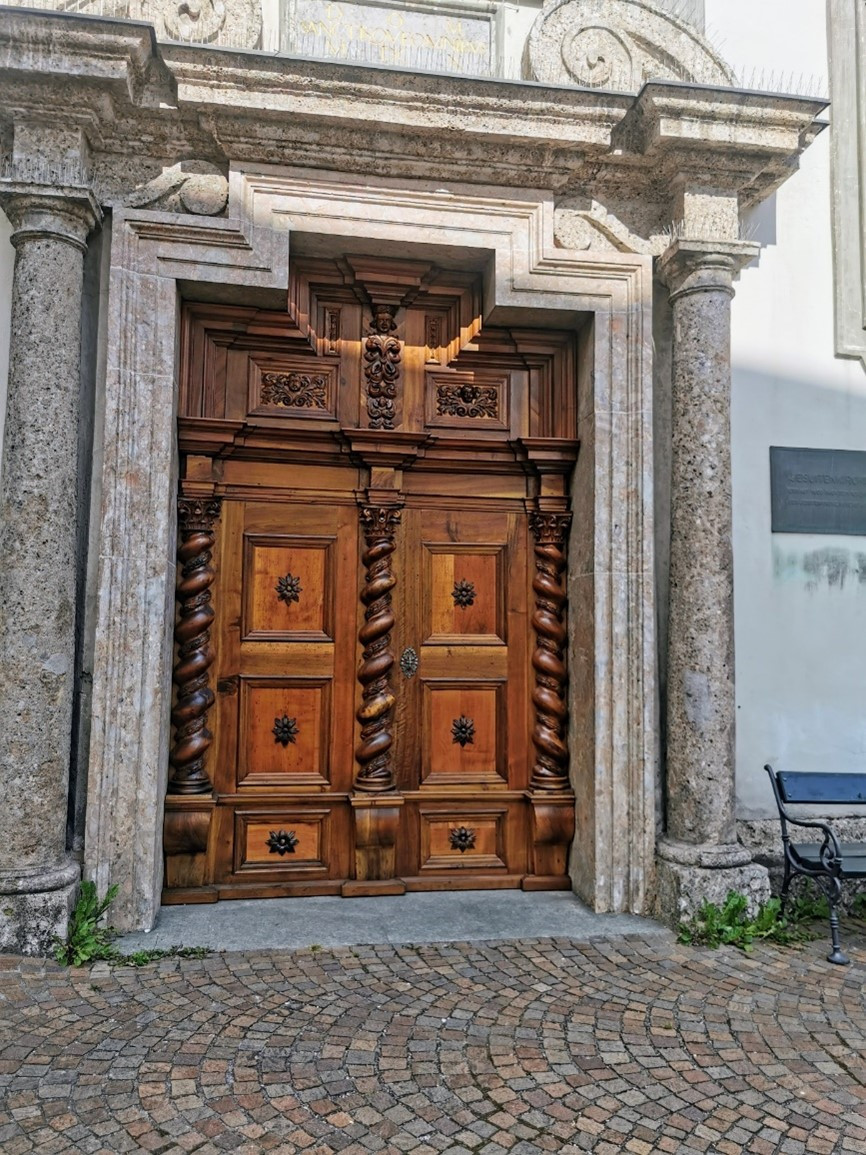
658;238;760;301
0;182;102;253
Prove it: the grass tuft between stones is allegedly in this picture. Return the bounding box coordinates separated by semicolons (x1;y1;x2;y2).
677;889;818;952
54;880;210;968
678;884;866;953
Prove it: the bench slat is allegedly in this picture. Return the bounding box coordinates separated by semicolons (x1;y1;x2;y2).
791;842;866;878
777;772;866;805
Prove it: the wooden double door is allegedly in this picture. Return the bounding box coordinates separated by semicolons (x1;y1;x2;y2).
164;257;578;901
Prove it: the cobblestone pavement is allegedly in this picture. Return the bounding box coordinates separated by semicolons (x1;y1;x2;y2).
0;925;865;1155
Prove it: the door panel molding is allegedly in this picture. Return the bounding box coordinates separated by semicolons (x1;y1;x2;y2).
422;678;508;787
241;532;337;642
238;675;332;789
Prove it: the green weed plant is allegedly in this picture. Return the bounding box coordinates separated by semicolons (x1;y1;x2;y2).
54;881;119;967
54;881;209;968
677;890;814;953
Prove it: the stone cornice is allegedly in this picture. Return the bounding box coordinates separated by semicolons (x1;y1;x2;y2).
0;9;829;231
613;81;829;207
0;7;176;107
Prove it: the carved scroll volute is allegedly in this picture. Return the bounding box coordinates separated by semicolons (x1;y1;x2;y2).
355;505;402;793
168;497;222;795
364;304;401;430
528;511;572;793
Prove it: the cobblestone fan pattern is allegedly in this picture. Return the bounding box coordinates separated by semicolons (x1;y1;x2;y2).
0;930;865;1155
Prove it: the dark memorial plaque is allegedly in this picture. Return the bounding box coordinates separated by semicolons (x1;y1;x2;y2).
770;447;866;535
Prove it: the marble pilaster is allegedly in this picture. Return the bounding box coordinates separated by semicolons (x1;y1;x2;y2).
0;184;101;954
656;239;769;919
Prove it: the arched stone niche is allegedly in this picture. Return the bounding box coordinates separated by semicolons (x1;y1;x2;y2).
526;0;735;90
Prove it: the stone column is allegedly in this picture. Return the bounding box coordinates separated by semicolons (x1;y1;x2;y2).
656;239;768;918
0;185;101;954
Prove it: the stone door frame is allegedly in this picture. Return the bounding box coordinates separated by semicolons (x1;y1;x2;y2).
83;165;657;931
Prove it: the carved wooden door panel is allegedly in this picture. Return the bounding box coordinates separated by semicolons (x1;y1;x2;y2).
209;496;359;891
164;263;579;903
393;504;530;884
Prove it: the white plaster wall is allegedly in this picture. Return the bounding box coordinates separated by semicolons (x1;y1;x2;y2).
0;214;12;474
706;0;866;815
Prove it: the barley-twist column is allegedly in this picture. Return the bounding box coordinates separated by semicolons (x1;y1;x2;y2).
168;497;222;795
656;239;768;918
525;508;575;889
355;505;401;793
529;511;572;792
346;502;405;893
0;185;101;954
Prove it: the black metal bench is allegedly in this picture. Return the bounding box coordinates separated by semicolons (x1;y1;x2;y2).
765;764;866;964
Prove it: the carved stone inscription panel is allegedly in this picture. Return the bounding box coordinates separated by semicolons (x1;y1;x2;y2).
283;0;497;76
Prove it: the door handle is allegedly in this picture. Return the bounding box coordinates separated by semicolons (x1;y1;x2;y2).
399;647;419;678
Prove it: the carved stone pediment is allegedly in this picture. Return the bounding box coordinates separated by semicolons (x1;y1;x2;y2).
527;0;735;91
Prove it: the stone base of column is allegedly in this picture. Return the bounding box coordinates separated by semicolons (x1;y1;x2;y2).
0;860;80;956
656;839;769;923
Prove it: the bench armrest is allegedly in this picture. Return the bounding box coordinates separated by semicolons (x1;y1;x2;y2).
764;764;843;870
777;813;843;869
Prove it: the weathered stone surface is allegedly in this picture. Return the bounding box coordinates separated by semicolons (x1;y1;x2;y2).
0;7;828;210
662;249;735;844
126;159;229;214
61;0;263;47
659;240;758;851
0;185;100;953
656;238;767;916
657;857;771;920
0;862;79;954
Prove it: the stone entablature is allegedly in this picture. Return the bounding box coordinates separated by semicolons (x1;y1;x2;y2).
0;7;826;242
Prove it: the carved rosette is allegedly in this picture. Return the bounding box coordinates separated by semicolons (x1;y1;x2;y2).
528;511;572;793
452;579;476;608
451;716;476;747
168;497;222;795
355;505;402;792
450;826;476;853
364;305;401;430
267;829;299;856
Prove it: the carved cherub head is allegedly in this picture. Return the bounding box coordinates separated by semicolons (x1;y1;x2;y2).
370;304;398;334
